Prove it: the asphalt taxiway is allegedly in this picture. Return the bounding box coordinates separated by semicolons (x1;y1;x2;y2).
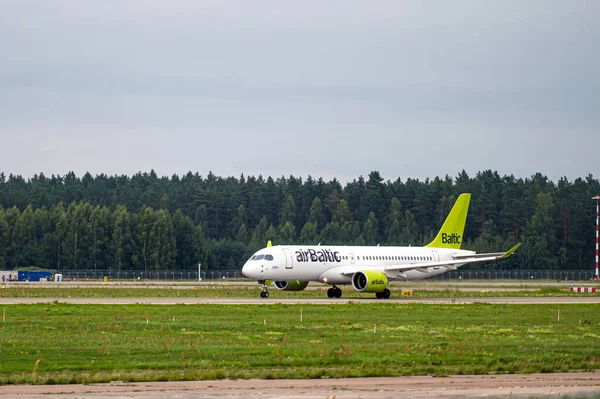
1;296;599;305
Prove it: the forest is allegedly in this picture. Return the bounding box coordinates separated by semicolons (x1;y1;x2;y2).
0;170;598;272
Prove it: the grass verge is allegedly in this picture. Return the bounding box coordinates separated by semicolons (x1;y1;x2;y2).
0;303;598;384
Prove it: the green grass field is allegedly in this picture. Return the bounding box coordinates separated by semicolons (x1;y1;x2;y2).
0;303;599;385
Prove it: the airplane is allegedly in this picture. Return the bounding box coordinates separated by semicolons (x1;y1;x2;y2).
242;193;521;299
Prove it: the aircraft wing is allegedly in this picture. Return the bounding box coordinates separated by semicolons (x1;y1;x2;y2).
339;243;521;275
383;243;521;273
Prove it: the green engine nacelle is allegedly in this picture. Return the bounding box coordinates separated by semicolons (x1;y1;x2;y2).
273;280;309;291
351;270;388;293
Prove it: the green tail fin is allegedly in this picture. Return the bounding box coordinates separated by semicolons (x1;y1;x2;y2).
425;193;471;249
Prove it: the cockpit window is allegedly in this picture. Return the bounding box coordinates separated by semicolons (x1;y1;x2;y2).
264;254;274;261
252;254;265;261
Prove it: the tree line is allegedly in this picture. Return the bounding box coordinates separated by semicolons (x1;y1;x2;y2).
0;170;598;272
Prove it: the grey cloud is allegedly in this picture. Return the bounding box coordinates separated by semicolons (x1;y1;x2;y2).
0;1;598;183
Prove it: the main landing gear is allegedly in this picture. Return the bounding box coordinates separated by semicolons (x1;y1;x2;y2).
327;286;342;298
375;288;391;299
258;280;269;298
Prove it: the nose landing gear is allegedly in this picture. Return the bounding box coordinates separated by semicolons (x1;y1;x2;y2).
258;280;269;298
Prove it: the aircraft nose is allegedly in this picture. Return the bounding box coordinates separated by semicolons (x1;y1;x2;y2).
242;261;255;279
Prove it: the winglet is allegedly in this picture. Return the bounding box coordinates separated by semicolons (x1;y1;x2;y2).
501;243;521;259
267;240;272;248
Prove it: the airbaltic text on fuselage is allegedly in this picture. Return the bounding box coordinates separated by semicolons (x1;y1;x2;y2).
442;233;461;244
295;249;342;263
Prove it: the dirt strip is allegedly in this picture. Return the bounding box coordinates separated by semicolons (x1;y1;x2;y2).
1;373;600;398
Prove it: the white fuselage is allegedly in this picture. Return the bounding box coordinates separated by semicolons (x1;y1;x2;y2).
242;245;474;285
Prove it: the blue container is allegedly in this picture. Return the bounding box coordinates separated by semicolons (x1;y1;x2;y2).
18;271;51;282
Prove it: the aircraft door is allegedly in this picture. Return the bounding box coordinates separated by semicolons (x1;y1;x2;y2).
350;253;355;264
432;250;440;262
283;248;294;269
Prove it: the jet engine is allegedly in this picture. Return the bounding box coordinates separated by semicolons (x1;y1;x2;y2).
273;280;309;291
351;270;388;293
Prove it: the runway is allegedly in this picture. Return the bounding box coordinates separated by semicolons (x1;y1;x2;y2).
1;296;599;305
1;372;599;398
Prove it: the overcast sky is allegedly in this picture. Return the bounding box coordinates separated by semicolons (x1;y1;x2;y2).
0;1;598;183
